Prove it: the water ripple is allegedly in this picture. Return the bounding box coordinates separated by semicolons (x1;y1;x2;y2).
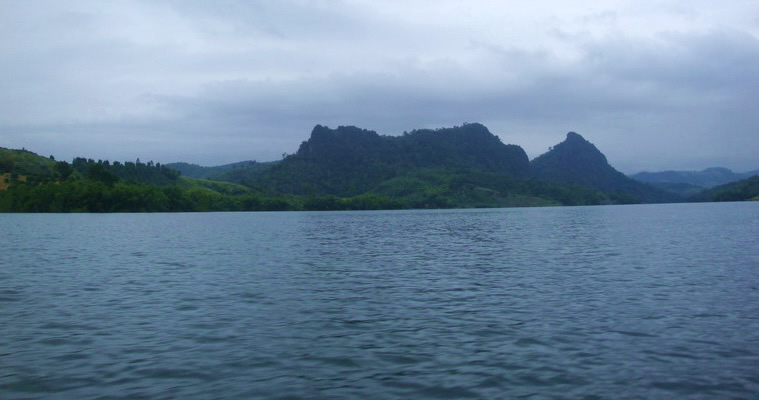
2;204;758;399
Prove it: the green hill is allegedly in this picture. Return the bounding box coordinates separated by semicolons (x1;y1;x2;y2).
1;147;58;187
690;175;759;202
0;147;292;212
531;132;677;203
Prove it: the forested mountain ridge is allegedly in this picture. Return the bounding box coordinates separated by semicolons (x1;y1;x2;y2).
531;132;677;203
300;123;530;176
238;123;530;196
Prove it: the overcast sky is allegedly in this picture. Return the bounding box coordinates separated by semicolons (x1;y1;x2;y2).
1;0;758;173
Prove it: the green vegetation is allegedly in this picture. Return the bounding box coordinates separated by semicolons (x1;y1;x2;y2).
1;147;58;187
0;140;606;212
3;124;754;212
690;175;759;202
0;148;295;212
0;179;301;212
369;168;605;208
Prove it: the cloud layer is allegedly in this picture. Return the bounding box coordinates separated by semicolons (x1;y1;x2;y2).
1;0;758;172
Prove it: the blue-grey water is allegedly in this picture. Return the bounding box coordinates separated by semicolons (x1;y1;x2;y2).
2;202;758;400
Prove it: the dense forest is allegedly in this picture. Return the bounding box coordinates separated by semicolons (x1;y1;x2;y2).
0;149;405;212
1;123;756;212
221;123;530;197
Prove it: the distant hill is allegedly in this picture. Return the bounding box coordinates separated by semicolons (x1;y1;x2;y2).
641;181;706;198
165;160;275;180
531;132;676;203
241;123;531;196
690;175;759;202
630;167;759;189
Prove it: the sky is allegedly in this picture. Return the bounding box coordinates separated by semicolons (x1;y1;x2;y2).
1;0;758;173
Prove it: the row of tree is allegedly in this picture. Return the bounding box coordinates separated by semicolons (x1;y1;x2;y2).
0;178;406;212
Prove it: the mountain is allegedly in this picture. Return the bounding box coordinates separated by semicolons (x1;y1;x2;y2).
239;123;531;196
0;126;615;212
630;167;759;189
690;175;759;202
10;124;732;212
531;132;676;203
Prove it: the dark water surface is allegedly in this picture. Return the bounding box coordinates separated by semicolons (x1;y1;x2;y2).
2;203;758;399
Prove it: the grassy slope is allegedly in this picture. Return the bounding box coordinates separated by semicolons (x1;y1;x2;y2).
176;177;253;195
0;147;57;176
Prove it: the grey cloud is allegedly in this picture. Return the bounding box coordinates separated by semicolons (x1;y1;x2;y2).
1;1;757;172
583;30;759;94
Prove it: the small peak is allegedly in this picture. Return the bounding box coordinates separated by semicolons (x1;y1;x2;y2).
309;124;333;141
566;131;584;141
311;124;329;134
462;122;487;130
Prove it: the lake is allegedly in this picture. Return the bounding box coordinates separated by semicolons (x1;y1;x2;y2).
1;202;758;399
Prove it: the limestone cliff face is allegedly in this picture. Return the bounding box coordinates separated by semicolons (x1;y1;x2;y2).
258;123;531;196
295;123;529;178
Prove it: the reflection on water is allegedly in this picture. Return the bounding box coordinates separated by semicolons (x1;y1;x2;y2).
2;203;758;399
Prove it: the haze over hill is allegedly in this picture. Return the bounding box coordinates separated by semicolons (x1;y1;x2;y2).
630;168;759;189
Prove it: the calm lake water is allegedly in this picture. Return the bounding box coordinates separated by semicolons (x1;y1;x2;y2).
2;203;758;399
